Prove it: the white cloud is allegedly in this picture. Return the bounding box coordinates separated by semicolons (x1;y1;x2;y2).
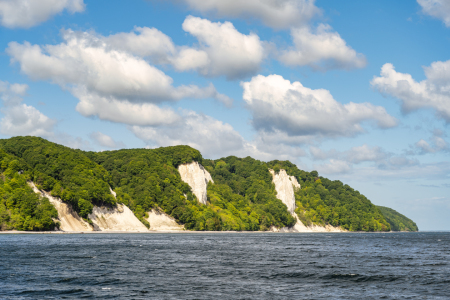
0;0;85;28
7;30;229;104
242;74;397;140
0;81;55;137
315;159;352;175
131;110;245;158
172;16;265;79
0;81;28;105
372;62;450;122
416;139;433;153
418;0;450;27
105;26;176;63
7;29;233;126
89;132;125;149
0;104;55;137
98;17;265;80
172;0;319;29
130;109;307;161
278;24;367;70
414;130;448;154
73;88;181;126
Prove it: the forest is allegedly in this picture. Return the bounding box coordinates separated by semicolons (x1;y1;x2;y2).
0;136;416;232
376;206;418;231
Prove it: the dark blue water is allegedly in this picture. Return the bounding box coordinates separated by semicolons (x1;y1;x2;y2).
0;232;449;299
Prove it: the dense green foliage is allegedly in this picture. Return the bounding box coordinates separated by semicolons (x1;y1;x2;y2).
86;146;202;229
267;160;391;231
0;137;115;218
377;206;418;231
88;147;294;231
0;136;409;232
0;149;58;231
202;156;296;230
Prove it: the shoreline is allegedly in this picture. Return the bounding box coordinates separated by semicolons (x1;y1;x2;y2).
0;230;422;234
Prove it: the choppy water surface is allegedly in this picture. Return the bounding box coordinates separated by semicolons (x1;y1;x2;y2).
0;232;449;299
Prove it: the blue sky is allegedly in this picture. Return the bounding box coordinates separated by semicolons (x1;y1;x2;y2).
0;0;449;230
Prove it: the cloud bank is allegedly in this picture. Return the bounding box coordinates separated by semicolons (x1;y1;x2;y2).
418;0;450;27
0;0;85;28
242;74;397;141
372;61;450;122
171;0;319;29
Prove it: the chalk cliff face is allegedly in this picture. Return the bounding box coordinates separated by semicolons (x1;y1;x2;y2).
269;169;300;214
28;182;93;232
268;169;344;233
88;204;148;232
147;209;185;231
178;161;213;204
88;188;148;232
30;182;148;232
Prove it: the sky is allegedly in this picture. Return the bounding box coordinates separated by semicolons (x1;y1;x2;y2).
0;0;449;230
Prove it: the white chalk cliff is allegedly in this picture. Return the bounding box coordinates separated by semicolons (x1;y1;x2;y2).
178;161;213;204
269;169;300;214
146;209;185;231
88;204;148;232
88;188;149;232
269;169;343;232
28;182;93;232
30;182;148;232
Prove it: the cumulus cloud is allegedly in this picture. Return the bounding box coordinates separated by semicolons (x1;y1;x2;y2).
89;131;125;149
0;0;85;28
7;30;229;104
278;24;367;70
7;29;233;125
105;26;176;63
242;74;397;141
171;0;319;29
418;0;450;27
131;110;246;158
99;17;265;80
372;62;450;122
73;88;181;126
0;104;55;137
172;16;265;79
0;81;55;137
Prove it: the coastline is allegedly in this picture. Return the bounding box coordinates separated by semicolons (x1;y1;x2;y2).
0;230;420;234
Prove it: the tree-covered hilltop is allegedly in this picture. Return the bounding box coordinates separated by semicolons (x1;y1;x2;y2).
266;160;391;231
202;157;391;232
0;137;115;219
85;146;204;229
87;147;295;231
202;157;296;230
0;149;58;231
0;136;415;232
377;206;418;232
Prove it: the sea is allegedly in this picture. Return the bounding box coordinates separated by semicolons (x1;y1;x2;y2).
0;232;449;299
